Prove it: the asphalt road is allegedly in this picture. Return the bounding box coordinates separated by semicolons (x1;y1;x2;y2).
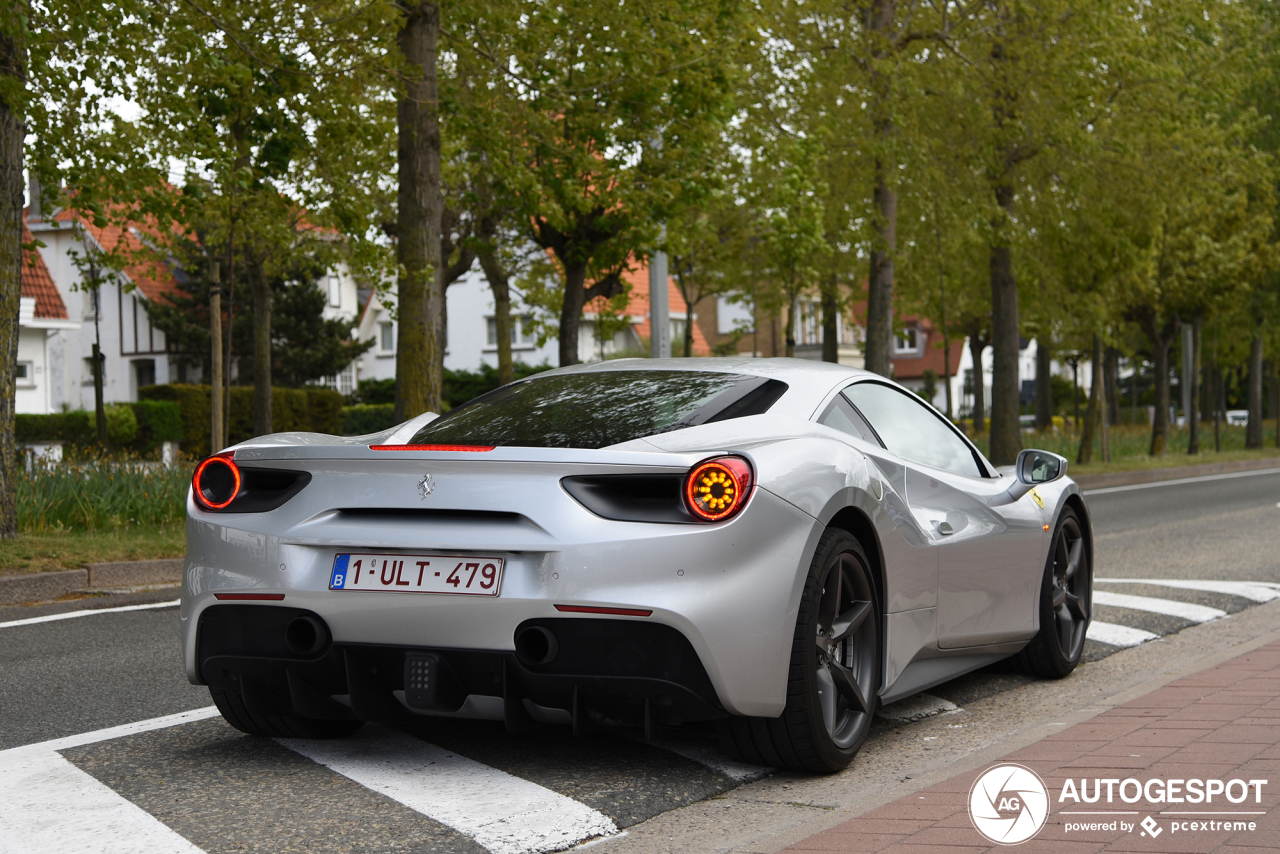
1;468;1278;854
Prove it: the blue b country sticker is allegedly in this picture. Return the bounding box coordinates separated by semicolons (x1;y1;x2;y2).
329;554;351;589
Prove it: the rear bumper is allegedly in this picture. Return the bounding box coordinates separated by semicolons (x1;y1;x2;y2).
181;484;820;717
197;605;725;728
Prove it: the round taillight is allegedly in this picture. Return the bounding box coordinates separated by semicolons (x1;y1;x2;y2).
193;453;241;511
684;456;753;522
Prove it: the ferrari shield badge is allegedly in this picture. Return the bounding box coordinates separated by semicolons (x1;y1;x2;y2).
1028;487;1044;509
417;473;435;499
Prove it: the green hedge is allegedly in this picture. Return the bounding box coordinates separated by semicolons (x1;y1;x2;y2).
138;384;345;457
342;403;399;436
16;401;183;456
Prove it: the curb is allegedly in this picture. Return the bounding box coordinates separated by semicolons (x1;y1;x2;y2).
0;558;182;607
1074;456;1280;490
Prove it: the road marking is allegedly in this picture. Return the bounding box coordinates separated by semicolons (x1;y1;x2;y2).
878;693;960;723
0;750;205;854
281;727;618;854
1096;578;1280;603
644;737;771;783
0;707;220;763
1086;620;1159;647
0;599;180;630
1083;467;1280;495
1092;590;1226;623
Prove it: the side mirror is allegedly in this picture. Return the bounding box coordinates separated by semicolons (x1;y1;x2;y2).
994;449;1068;505
1017;449;1067;485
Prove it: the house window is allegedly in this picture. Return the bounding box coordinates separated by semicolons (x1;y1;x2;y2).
15;362;33;387
486;315;534;348
327;275;341;308
894;327;923;355
379;321;395;353
133;359;156;391
793;300;822;346
84;288;101;321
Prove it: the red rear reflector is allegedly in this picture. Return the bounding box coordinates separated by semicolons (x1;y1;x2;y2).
214;593;286;601
554;604;652;617
369;444;495;452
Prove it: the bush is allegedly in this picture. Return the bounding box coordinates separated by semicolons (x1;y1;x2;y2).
342;403;399;435
350;378;396;405
16;403;183;457
16;410;94;447
129;400;184;454
104;404;138;446
139;383;348;457
19;453;190;532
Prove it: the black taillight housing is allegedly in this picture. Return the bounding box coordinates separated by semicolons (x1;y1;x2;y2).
561;455;754;524
192;453;311;513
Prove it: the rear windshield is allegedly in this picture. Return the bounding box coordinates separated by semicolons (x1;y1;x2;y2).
409;370;787;449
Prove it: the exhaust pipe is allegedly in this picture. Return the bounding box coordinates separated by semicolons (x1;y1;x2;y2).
285;615;328;656
514;625;559;666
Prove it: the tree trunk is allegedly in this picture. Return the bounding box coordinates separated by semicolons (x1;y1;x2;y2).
1077;335;1102;465
1034;336;1052;430
864;178;896;377
394;0;444;419
784;293;796;358
821;275;839;363
558;263;588;366
1146;316;1175;456
0;22;18;537
1247;321;1264;449
250;260;272;436
1188;315;1202;455
969;332;986;433
685;289;696;359
1105;346;1120;425
210;277;224;453
863;0;897;378
91;341;106;444
988;232;1021;465
477;248;514;386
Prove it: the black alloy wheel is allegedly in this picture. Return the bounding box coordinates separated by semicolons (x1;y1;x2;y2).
722;529;880;773
1017;506;1091;678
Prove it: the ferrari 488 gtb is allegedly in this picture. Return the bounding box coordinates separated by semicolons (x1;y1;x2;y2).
182;358;1091;772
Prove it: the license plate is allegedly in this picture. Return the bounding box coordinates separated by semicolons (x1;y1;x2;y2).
328;553;504;596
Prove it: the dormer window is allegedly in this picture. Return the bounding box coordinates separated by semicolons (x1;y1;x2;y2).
894;327;923;356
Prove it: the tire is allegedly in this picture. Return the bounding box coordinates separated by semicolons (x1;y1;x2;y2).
210;688;364;739
1016;506;1091;679
722;529;880;774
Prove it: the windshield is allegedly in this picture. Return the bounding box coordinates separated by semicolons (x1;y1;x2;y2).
408;370;787;449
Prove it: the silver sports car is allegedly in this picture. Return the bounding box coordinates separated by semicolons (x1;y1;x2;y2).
182;358;1092;773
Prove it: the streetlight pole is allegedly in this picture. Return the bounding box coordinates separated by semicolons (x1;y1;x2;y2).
649;223;669;359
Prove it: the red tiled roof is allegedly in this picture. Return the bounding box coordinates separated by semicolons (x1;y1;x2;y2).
584;262;712;356
20;221;68;320
51;207;181;305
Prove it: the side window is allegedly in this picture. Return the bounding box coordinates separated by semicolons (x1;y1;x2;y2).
842;382;983;478
818;396;881;445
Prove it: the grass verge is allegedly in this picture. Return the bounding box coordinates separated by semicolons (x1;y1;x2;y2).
0;525;185;577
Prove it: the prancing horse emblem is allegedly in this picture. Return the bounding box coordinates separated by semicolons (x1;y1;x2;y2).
417;473;435;499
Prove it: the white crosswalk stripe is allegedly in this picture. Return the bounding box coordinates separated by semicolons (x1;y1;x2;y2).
281;729;618;854
1091;590;1227;623
1095;578;1280;603
0;751;203;854
1085;620;1159;648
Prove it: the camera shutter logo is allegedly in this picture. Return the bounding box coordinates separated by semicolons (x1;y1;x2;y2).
969;764;1050;845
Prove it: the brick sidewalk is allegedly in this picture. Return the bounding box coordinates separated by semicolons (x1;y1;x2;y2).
789;641;1280;853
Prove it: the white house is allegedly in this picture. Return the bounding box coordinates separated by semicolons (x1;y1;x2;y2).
22;205;364;410
355;260;711;383
17;221;80;414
